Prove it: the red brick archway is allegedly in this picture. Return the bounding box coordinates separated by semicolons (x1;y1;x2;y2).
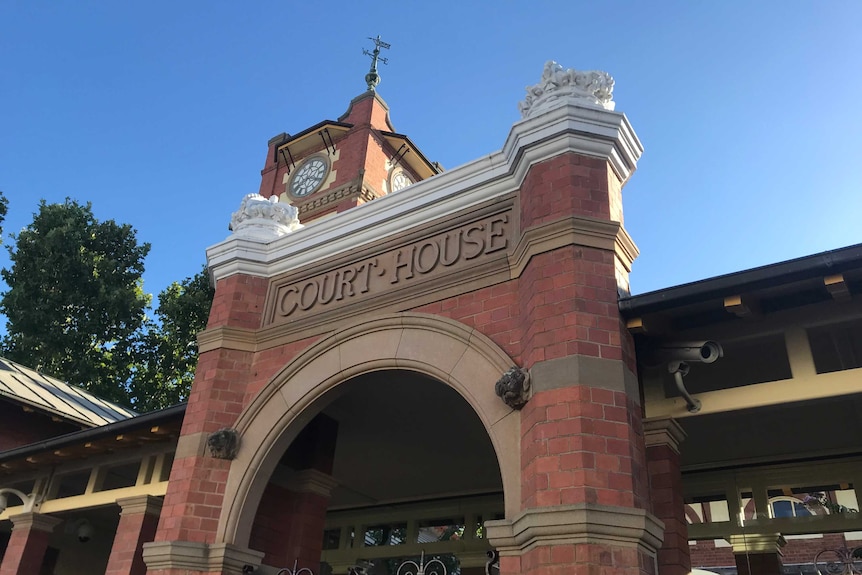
217;313;521;548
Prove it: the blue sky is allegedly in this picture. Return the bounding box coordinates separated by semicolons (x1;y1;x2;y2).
2;1;861;310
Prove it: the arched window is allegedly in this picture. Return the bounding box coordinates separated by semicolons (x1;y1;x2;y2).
769;496;813;518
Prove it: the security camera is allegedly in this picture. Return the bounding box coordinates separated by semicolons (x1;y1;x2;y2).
657;341;723;364
77;520;94;543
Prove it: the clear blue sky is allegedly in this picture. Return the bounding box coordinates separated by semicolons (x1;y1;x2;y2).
2;1;861;310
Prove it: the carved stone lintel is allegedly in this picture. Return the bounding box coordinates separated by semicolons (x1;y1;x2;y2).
229;193;302;242
519;61;615;118
207;428;240;460
495;366;531;409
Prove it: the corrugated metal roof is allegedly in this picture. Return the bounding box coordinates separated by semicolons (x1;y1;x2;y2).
0;357;136;427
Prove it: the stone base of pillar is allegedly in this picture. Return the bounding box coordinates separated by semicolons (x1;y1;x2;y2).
142;540;264;575
486;503;664;575
730;533;786;575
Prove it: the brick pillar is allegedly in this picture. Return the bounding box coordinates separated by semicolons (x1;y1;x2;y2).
105;495;162;575
249;471;337;570
487;100;658;573
0;513;61;575
146;273;269;575
731;533;785;575
249;415;338;571
280;470;336;569
645;419;689;575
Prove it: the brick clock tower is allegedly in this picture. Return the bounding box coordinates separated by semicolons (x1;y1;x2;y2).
143;59;675;575
257;39;441;223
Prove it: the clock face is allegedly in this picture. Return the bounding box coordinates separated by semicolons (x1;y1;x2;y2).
290;157;328;197
391;170;414;192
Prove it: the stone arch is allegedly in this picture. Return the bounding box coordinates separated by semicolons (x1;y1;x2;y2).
217;312;521;547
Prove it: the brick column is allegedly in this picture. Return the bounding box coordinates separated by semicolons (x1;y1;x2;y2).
249;415;338;570
147;274;268;575
0;513;61;575
248;471;337;569
482;95;657;572
280;476;334;570
730;533;785;575
105;495;162;575
645;419;689;575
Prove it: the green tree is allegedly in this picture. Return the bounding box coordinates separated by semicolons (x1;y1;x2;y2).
0;191;8;237
0;199;151;405
129;267;214;411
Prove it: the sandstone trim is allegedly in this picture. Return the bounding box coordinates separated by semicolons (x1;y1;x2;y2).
272;468;339;498
529;355;639;401
643;418;686;453
142;541;264;575
117;495;163;517
484;503;664;556
509;215;638;279
8;512;62;532
729;533;786;554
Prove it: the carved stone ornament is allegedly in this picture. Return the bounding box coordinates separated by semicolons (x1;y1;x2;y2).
207;428;240;460
518;60;615;118
494;366;532;409
229;193;303;242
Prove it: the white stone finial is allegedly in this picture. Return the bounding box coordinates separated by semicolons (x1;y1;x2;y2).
518;61;615;118
229;193;302;242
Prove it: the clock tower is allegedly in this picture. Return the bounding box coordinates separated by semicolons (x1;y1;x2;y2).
256;38;441;224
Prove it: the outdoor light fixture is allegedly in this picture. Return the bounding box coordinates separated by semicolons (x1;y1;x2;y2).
65;518;95;543
0;488;39;513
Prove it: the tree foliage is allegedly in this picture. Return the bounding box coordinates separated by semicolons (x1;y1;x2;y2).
0;198;215;411
1;199;151;405
0;191;7;237
129;267;214;411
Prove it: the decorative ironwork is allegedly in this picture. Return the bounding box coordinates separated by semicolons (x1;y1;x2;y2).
363;35;390;91
485;550;500;575
814;546;862;574
396;551;447;575
275;559;315;575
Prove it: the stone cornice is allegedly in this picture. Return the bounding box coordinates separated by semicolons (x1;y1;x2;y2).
643;418;687;454
117;495;163;516
729;533;786;554
198;326;259;354
297;181;379;219
208;103;641;283
485;503;664;556
271;468;339;498
509;215;639;279
8;512;62;532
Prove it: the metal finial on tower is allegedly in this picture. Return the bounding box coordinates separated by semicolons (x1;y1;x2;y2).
363;35;390;92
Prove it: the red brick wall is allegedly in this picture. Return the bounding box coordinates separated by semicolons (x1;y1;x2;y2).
519;154;613;229
105;509;160;575
0;401;81;451
518;387;649;511
691;532;855;570
647;444;689;575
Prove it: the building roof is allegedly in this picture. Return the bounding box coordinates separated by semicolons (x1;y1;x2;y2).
620;243;862;317
0;357;137;428
0;403;185;474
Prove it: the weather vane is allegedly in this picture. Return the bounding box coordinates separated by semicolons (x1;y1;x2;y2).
363;35;390;92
